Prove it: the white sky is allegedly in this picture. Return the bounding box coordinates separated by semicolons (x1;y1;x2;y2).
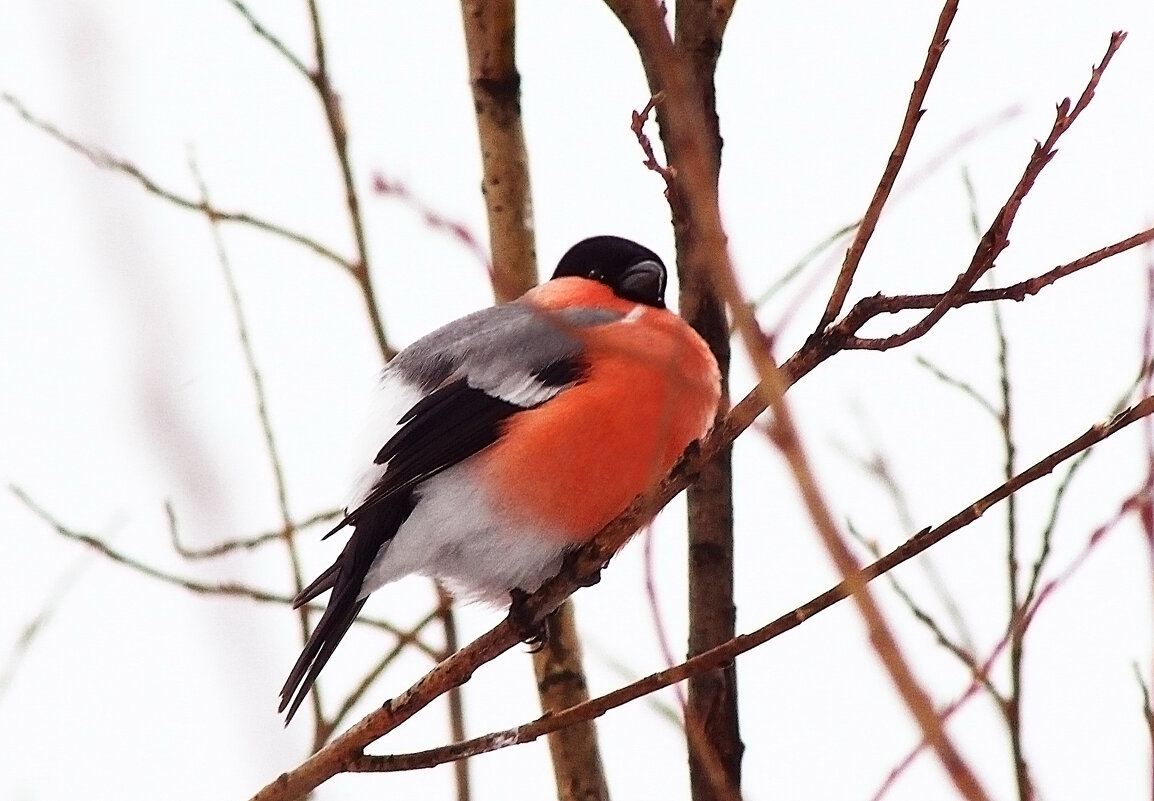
2;1;1153;800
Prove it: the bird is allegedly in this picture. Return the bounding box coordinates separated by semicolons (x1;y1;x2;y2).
279;234;721;722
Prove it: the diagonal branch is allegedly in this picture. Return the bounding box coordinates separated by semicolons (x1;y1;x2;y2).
835;31;1128;352
837;224;1154;343
1;93;352;271
302;0;392;360
11;485;439;658
813;0;958;333
337;393;1154;775
221;0;311;79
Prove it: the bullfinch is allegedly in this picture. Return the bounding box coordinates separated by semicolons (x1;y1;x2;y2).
279;235;721;722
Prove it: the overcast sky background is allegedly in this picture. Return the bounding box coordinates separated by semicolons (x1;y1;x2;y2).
2;2;1154;800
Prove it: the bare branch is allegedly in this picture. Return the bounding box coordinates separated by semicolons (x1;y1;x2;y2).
837;224;1154;344
166;505;341;560
221;0;311;78
302;0;392;359
190;154;327;728
459;0;536;303
814;0;958;332
872;483;1146;800
373;174;491;273
1;93;353;270
630;93;676;191
837;31;1129;351
338;393;1154;777
11;486;436;656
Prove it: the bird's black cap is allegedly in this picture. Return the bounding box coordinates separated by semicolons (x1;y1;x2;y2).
552;235;667;309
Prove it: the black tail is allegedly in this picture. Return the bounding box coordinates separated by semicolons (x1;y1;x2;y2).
278;494;413;723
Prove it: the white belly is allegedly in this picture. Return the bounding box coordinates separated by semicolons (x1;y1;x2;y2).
357;461;573;604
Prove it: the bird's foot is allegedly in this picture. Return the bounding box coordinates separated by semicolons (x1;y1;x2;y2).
508;588;550;651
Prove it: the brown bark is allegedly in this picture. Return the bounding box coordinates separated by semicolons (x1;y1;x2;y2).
532;603;611;801
460;0;536;305
460;4;609;799
610;1;743;796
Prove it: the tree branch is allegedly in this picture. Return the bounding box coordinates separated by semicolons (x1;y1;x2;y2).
342;393;1154;775
814;0;958;332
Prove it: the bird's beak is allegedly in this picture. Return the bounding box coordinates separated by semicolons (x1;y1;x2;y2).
619;259;666;307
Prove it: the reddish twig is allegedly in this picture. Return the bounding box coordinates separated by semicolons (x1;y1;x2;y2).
373;173;492;275
814;0;959;332
871;487;1146;800
836;31;1129;352
630;92;676;191
641;524;686;709
837;224;1154;344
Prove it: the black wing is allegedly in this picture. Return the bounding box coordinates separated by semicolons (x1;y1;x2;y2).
279;366;580;722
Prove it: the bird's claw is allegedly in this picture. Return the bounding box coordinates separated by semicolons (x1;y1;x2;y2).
508;588;550;650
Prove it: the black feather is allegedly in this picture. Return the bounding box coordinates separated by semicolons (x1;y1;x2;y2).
552;235;667;308
279;493;414;722
532;356;586;388
283;376;556;721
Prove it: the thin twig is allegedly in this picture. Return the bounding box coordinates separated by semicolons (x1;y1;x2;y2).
189;154;325;730
373;173;491;275
631;92;676;191
0;559;88;706
1;93;352;271
814;0;959;332
752;105;1023;315
915;356;999;419
837;224;1154;343
327;607;445;737
836;31;1129;352
871;483;1145;800
12;485;436;656
302;0;391;359
166;505;341;560
221;0;311;78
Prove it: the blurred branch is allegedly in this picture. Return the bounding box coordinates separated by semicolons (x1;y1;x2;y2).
189;154;327;735
814;0;958;333
1133;663;1154;795
872;478;1147;800
222;0;311;78
301;0;391;359
373;174;492;273
915;356;999;419
752;104;1022;314
11;485;438;658
0;93;352;271
326;606;444;738
0;559;87;707
167;505;341;560
848;521;999;702
340;392;1154;776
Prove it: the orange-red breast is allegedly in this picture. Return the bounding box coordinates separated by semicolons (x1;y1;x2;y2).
280;235;721;721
